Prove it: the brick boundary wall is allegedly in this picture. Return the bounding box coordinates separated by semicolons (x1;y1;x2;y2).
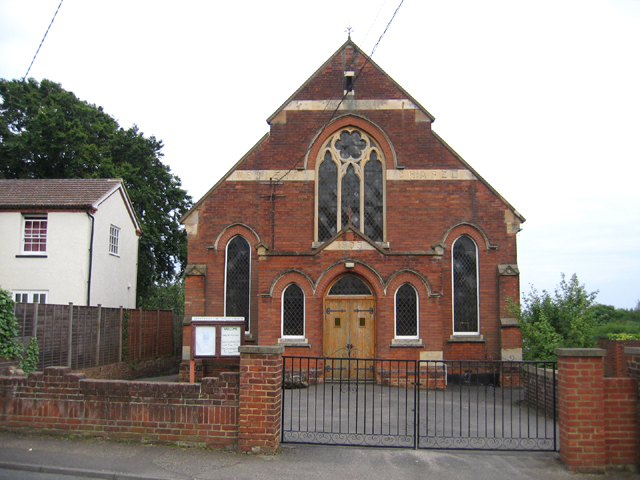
76;356;181;380
0;348;284;453
523;364;556;413
556;348;639;473
598;339;640;377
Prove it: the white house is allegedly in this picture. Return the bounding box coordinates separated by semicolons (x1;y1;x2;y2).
0;179;141;308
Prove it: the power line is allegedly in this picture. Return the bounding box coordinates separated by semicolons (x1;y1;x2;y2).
23;0;64;81
274;0;405;183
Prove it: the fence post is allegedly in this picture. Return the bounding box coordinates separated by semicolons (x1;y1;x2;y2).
138;307;142;360
556;348;606;473
156;309;160;358
118;307;123;362
67;303;74;368
32;301;39;338
237;345;284;454
95;305;102;367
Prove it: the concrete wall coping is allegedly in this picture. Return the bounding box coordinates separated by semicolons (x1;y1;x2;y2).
238;345;285;355
624;346;640;355
555;348;606;357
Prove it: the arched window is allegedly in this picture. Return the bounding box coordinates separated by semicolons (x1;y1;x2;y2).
317;128;385;242
395;283;418;338
225;236;251;332
282;283;305;338
452;235;479;334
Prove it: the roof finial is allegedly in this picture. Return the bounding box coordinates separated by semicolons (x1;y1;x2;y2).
345;24;353;39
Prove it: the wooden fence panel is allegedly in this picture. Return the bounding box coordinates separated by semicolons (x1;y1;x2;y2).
13;303;175;370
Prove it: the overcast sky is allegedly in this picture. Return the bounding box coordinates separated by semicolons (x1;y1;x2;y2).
1;0;639;309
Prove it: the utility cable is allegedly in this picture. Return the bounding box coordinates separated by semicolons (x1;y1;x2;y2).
23;0;64;81
274;0;405;183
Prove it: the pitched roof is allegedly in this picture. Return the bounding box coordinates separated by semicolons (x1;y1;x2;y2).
266;38;436;125
0;178;124;208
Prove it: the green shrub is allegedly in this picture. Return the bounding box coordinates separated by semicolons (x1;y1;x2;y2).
509;274;598;361
0;289;24;361
21;337;40;374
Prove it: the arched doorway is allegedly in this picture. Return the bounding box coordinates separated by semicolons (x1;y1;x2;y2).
323;274;376;380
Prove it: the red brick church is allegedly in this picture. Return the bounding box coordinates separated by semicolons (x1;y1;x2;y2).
180;39;523;373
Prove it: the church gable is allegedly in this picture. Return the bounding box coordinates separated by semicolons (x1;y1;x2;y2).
181;40;524;374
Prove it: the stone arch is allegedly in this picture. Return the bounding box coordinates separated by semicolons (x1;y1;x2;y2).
385;268;432;298
315;259;385;299
269;269;316;298
214;223;261;251
306;115;398;171
441;222;493;251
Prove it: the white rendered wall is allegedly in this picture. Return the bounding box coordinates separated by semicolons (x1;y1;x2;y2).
90;189;139;309
0;211;91;305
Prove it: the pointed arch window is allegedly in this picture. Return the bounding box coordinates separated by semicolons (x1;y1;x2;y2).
317;129;385;242
395;283;418;338
452;235;479;334
282;283;305;338
225;236;251;332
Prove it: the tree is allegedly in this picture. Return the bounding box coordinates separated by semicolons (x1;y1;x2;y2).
510;273;599;360
0;78;192;304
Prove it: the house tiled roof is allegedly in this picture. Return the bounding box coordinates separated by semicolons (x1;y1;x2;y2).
0;178;124;208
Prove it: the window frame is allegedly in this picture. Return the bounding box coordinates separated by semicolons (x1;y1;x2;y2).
13;290;47;304
21;213;48;255
224;235;251;333
281;283;305;339
109;224;121;256
315;128;386;243
394;283;419;339
451;235;480;335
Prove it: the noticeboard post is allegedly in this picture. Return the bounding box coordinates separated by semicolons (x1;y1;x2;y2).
190;317;245;383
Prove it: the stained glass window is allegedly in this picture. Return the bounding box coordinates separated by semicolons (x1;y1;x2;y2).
396;284;418;337
453;236;478;333
328;275;372;296
225;236;251;332
282;284;304;337
316;128;385;243
341;164;360;228
364;152;383;242
318;152;338;242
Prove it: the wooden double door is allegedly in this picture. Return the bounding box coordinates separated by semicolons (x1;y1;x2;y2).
323;296;376;380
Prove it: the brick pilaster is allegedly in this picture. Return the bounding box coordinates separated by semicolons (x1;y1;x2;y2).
556;348;606;473
237;345;283;454
624;346;640;471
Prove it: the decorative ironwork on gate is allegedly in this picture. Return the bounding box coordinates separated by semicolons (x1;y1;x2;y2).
282;357;557;451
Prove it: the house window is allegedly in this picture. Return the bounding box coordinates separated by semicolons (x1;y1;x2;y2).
225;236;251;332
14;291;47;304
317;129;385;242
22;214;47;254
452;235;479;334
395;283;418;337
109;225;120;256
282;283;304;338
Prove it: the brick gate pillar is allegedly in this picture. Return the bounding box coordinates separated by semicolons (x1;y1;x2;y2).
556;348;606;473
624;346;640;471
237;345;284;453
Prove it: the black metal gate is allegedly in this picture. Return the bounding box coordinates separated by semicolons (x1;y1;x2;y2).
282;357;557;451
